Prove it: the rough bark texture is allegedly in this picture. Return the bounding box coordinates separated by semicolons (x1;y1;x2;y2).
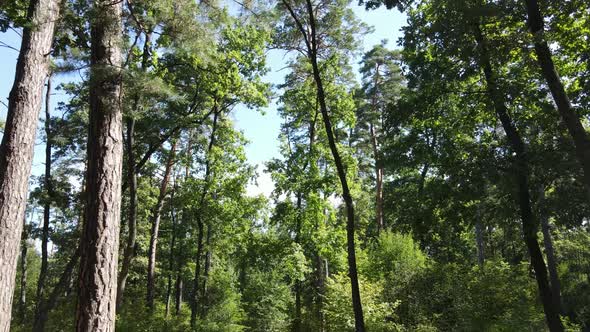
35;73;53;327
474;24;563;332
0;0;60;329
75;0;123;330
19;220;28;324
524;0;590;199
538;186;563;314
147;141;177;310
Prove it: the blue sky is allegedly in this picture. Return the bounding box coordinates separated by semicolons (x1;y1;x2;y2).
0;4;406;197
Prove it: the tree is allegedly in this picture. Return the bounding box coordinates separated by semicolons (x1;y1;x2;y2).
0;0;60;329
75;0;123;329
276;0;369;329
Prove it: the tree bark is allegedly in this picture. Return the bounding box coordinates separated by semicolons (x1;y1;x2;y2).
19;218;28;324
117;30;152;310
35;73;53;327
0;0;60;329
200;223;212;318
538;185;563;314
523;0;590;199
75;0;123;330
299;0;366;327
474;24;563;332
147;141;177;311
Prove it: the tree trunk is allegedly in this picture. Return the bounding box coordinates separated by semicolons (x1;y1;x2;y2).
300;0;365;326
0;0;60;329
315;253;326;332
523;0;590;199
538;186;563;314
200;223;212;318
116;117;137;311
35;73;53;327
147;141;177;311
19;218;28;324
166;183;178;318
33;247;80;331
474;24;563;332
475;206;485;267
191;110;219;327
117;31;152;310
175;271;183;316
75;0;123;330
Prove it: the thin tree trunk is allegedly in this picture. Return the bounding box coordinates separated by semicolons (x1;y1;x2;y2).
75;0;123;330
117;30;152;310
35;73;53;327
200;223;212;318
33;247;80;331
292;193;303;332
165;188;178;318
300;0;366;326
315;253;326;332
174;271;183;316
538;185;563;314
474;24;563;332
147;141;177;311
475;205;485;267
191;110;219;327
19;218;28;324
523;0;590;199
0;0;60;328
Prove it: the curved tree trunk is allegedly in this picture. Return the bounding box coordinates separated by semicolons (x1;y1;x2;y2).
147;141;177;311
0;0;60;329
75;0;123;330
523;0;590;200
474;24;563;332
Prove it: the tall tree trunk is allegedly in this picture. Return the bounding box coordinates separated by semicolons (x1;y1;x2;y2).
174;271;183;316
35;73;53;327
191;110;219;327
292;193;303;332
300;0;365;327
315;253;326;332
19;218;28;324
200;223;212;318
370;123;384;233
0;1;60;329
523;0;590;199
475;205;485;267
538;185;563;314
75;0;123;330
33;247;80;331
474;24;563;332
165;188;178;318
117;31;152;310
147;141;177;311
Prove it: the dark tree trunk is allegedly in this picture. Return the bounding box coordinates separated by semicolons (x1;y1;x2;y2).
299;0;366;327
475;206;485;267
33;247;80;331
190;110;219;327
117;31;152;310
165;189;178;318
75;0;123;330
147;141;177;311
538;186;563;314
315;253;326;332
474;24;563;332
524;0;590;199
0;1;60;329
35;73;53;327
200;223;212;318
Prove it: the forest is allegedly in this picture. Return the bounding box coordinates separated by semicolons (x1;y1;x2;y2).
0;0;589;331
